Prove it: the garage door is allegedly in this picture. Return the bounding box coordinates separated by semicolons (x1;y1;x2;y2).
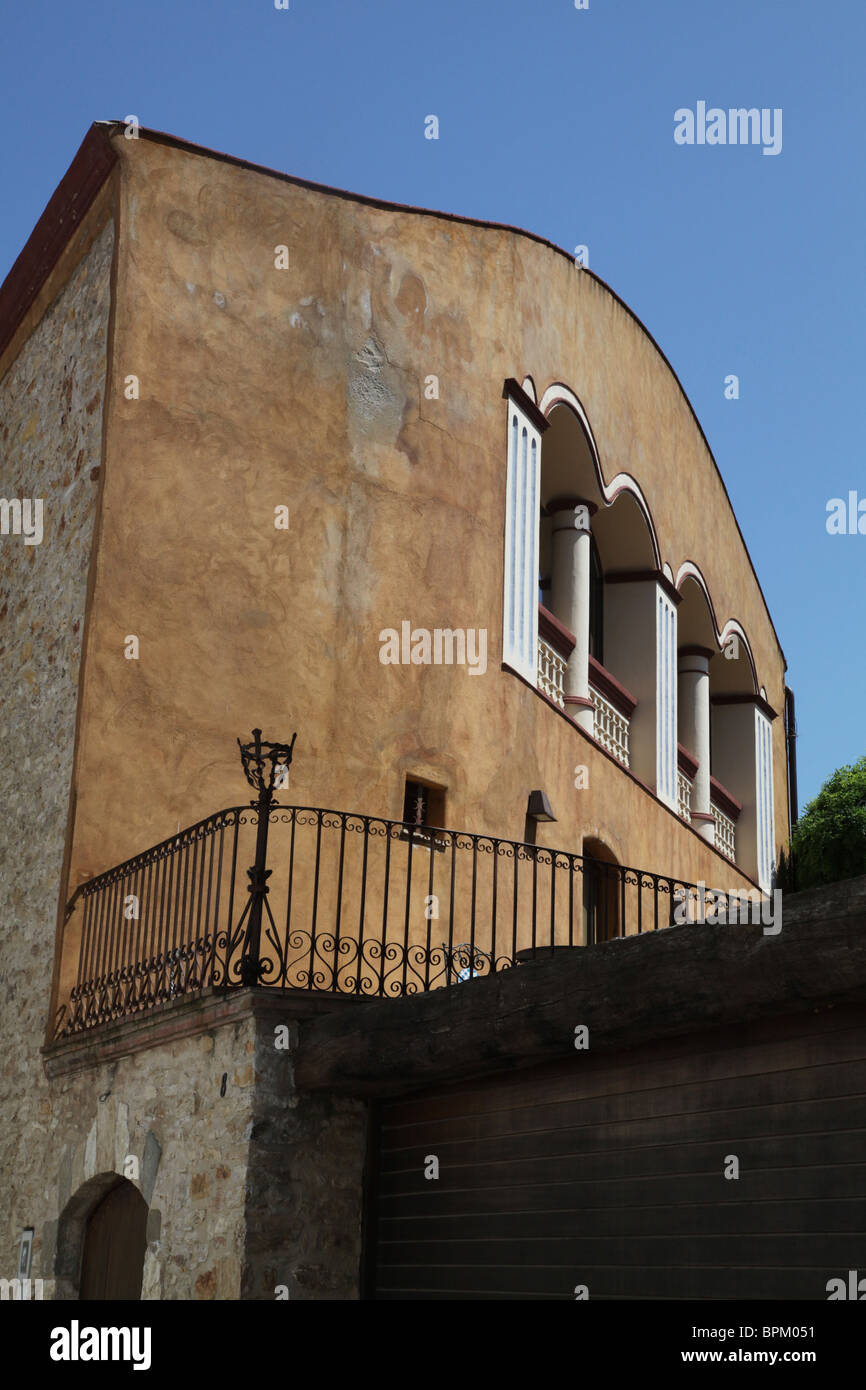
367;1007;866;1299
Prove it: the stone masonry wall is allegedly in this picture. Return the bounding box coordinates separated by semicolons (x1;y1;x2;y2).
0;218;114;1281
242;1008;367;1299
46;1017;257;1300
39;996;368;1301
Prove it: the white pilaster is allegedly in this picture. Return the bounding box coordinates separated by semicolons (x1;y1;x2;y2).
605;573;679;807
502;392;543;684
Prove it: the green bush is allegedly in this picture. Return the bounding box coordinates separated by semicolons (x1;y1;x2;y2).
783;756;866;890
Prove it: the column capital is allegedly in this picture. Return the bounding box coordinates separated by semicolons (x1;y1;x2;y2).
546;495;598;517
678;647;712;677
679;644;715;661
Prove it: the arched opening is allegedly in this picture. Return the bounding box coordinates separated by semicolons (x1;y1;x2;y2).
537;404;647;770
539;401;603;513
676;572;757;699
591;491;660;779
538;403;603;614
582;838;621;943
80;1179;147;1300
592;487;657;572
676;575;756;863
56;1174;147;1301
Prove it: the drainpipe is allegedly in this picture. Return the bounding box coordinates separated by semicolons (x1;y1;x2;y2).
785;686;798;893
785;686;798;832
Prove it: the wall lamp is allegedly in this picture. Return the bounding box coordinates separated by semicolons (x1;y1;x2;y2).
527;790;557;824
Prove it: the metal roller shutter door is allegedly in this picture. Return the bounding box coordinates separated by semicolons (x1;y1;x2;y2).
368;1008;866;1300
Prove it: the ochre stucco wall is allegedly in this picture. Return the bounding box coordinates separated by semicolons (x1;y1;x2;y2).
66;132;787;912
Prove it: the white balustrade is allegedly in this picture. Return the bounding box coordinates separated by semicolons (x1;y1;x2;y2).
712;803;737;862
537;635;566;710
677;770;692;822
590;686;630;768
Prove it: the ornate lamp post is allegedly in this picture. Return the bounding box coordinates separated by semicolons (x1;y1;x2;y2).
236;728;297;986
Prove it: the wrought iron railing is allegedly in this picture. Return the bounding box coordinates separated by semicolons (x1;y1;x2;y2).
53;801;737;1039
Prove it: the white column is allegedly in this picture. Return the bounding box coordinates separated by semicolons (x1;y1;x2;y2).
678;647;714;844
549;497;595;733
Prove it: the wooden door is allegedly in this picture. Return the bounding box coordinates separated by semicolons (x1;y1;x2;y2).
79;1180;147;1300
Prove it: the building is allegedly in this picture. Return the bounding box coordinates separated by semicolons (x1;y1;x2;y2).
0;122;821;1302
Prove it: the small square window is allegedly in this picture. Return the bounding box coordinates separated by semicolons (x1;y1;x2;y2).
401;779;447;849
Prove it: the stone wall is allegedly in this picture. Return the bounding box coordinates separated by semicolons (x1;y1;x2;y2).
48;1015;256;1300
242;1004;367;1299
39;992;368;1300
0;216;114;1284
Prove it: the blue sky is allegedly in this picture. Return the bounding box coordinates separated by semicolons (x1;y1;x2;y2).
1;0;863;812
